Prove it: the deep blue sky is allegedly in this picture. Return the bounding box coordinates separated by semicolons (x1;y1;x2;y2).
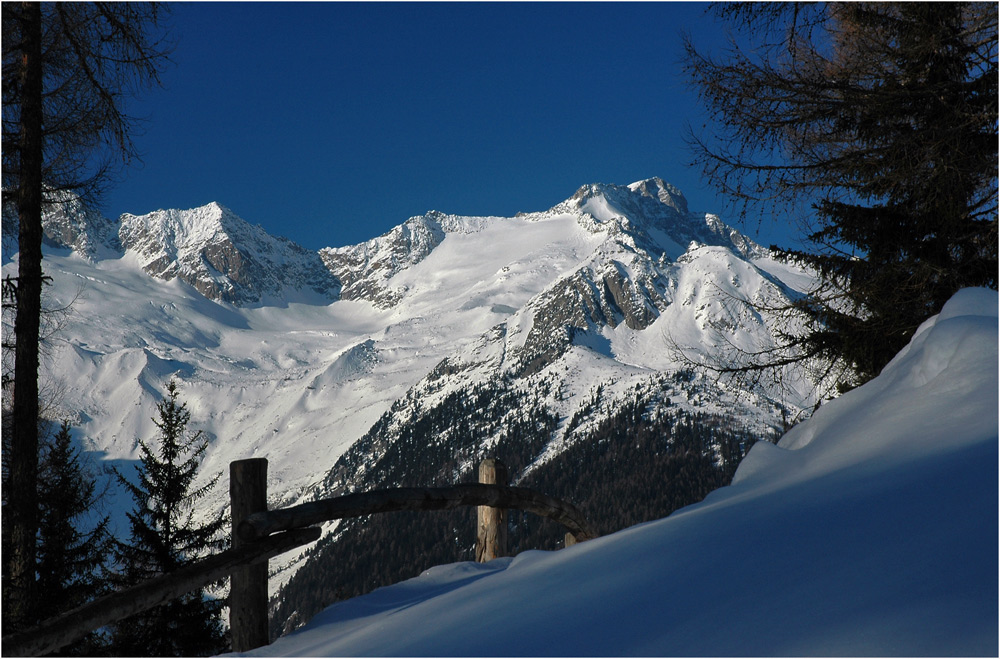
103;2;799;251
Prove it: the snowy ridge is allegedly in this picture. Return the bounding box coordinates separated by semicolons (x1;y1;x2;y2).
561;177;767;261
38;199;341;305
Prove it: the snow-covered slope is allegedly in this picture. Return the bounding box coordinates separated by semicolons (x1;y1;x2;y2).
236;288;999;657
32;199;342;305
4;178;820;600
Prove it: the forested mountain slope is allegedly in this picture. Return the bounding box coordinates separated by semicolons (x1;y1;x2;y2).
247;288;999;657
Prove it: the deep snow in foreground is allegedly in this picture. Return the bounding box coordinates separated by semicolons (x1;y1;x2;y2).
235;288;998;657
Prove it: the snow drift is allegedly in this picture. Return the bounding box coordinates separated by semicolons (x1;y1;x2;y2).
238;288;998;657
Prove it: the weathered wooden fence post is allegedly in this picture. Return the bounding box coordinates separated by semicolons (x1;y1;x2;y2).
230;458;270;652
476;458;508;562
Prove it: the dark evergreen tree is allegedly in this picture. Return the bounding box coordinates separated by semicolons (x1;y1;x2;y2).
685;2;997;391
35;420;113;655
2;3;169;629
110;381;228;657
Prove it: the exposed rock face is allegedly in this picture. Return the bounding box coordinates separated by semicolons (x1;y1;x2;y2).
628;177;690;214
38;196;342;305
319;214;445;308
600;261;664;330
513;256;672;376
116;202;340;305
40;192;121;259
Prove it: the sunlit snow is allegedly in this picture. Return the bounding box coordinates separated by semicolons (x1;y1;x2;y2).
234;288;998;657
7;178;961;608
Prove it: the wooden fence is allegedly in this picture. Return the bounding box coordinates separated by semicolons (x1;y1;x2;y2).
1;457;595;656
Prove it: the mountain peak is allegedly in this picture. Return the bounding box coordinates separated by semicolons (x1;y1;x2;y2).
568;178;689;220
126;201;238;244
117;203;340;305
627;177;688;215
562;178;764;261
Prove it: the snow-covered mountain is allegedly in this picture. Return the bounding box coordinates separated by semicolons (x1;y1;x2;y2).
238;287;999;657
40;198;341;305
4;177;821;617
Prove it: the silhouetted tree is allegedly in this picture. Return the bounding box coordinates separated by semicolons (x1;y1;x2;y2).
110;381;228;657
685;2;997;392
36;420;113;654
2;3;169;630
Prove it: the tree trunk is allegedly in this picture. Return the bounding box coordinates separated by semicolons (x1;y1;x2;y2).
7;0;45;632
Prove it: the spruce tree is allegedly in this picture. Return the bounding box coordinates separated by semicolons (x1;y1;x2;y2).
110;380;228;657
35;420;113;654
684;2;997;390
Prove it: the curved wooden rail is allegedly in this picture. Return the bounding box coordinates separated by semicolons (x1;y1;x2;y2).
238;483;598;544
0;527;320;658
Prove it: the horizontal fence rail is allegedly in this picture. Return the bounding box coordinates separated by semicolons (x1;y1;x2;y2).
3;457;596;656
237;483;599;545
1;527;321;657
